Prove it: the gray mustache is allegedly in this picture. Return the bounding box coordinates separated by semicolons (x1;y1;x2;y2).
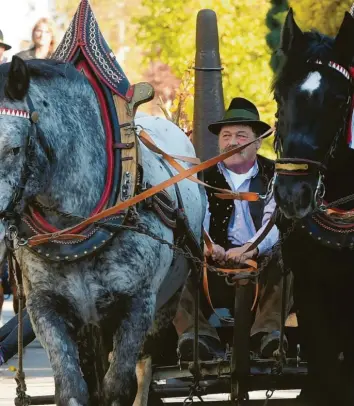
220;145;245;155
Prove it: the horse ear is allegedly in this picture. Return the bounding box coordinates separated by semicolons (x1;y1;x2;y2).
334;12;354;67
5;56;30;100
279;8;304;55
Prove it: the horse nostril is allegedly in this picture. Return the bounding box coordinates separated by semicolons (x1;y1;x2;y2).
273;184;281;204
301;183;312;203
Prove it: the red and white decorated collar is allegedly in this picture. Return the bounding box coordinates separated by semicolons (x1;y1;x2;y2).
313;59;351;80
0;108;30;119
312;59;354;149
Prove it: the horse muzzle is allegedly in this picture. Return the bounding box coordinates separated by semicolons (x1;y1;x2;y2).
273;173;319;219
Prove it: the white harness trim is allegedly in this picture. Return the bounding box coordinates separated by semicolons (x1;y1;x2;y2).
0;108;30;119
314;59;350;81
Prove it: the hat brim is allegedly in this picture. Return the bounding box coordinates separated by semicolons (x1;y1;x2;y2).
208;117;271;138
0;42;11;51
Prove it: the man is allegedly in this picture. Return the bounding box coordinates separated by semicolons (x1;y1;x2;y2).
0;30;11;64
173;97;292;360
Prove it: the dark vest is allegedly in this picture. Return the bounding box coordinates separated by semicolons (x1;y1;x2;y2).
204;155;274;248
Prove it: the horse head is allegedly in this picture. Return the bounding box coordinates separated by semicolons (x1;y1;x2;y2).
0;56;53;223
273;9;354;219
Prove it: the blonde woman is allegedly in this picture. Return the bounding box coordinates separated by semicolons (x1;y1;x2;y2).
16;17;56;60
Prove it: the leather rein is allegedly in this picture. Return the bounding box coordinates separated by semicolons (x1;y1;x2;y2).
6;122;272;247
0;102;277;318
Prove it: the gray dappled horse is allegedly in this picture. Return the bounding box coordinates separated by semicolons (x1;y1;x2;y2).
0;57;204;405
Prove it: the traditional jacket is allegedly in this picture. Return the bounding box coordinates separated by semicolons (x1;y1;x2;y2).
16;47;37;60
204;155;274;248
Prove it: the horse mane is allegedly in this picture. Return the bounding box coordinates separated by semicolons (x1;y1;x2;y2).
272;31;335;92
0;59;80;81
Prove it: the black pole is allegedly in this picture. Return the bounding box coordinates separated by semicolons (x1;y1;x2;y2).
230;284;254;404
193;9;224;162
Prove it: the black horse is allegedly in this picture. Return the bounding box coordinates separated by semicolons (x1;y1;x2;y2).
273;9;354;406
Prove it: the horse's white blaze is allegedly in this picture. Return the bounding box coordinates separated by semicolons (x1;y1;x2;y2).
300;71;322;94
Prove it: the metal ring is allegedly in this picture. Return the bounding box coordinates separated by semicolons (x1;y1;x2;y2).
193;66;224;71
6;225;18;241
18;238;28;247
259;174;277;200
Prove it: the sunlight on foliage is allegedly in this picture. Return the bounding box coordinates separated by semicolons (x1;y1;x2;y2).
55;0;354;159
289;0;353;36
135;0;277;157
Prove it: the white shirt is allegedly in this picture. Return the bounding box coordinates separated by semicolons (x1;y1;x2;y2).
204;161;279;255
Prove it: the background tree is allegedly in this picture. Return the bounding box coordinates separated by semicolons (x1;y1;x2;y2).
289;0;353;36
266;0;289;72
55;0;144;84
54;0;354;158
135;0;277;157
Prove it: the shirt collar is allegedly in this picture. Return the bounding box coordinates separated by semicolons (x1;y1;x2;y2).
218;160;259;179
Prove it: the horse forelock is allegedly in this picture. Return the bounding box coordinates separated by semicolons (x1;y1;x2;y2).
273;31;335;93
0;59;79;80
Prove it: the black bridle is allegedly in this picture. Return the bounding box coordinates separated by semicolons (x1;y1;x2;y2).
274;59;353;178
0;95;54;225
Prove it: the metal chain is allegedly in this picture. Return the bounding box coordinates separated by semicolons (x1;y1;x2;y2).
183;383;204;405
24;203;258;280
13;207;296;406
27;202;297;282
263;388;274;406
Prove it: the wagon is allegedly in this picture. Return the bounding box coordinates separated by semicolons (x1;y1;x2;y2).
23;280;308;406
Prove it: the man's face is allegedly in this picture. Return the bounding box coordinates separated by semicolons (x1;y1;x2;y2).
218;124;261;168
0;46;5;60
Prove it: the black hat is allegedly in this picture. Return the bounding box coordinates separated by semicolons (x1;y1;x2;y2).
0;30;11;51
208;97;271;137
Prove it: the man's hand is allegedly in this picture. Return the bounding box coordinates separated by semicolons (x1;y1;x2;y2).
205;243;226;263
225;243;258;264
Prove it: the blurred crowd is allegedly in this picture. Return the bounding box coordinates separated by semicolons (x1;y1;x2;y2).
0;17;56;64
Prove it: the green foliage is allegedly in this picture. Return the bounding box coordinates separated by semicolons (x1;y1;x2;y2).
55;0;143;83
56;1;354;159
289;0;353;37
135;0;277;158
266;0;289;72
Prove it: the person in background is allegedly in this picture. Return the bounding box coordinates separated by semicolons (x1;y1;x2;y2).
0;30;11;64
16;17;56;60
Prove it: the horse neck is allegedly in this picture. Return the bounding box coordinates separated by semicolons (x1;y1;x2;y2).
33;77;107;218
325;146;354;209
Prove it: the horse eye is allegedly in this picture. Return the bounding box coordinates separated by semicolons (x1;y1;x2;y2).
332;94;348;104
12;147;21;156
